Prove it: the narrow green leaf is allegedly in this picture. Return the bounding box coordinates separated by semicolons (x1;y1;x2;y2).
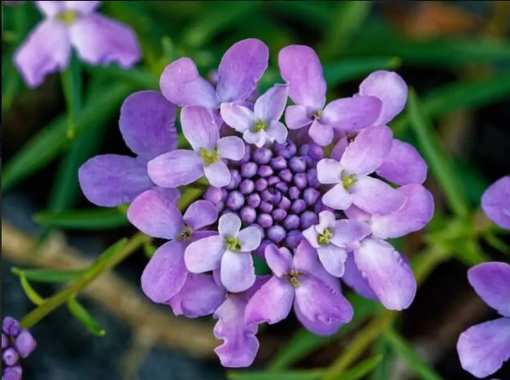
323;57;401;88
93;238;130;268
384;329;444;380
267;1;333;30
484;230;510;254
268;294;378;370
319;1;374;59
143;242;157;259
67;298;105;336
86;66;158;90
12;267;86;283
330;355;382;380
348;22;510;66
2;83;132;192
60;55;82;139
228;369;324;380
18;272;45;305
183;2;260;48
34;208;129;230
393;72;510;135
407;91;469;217
370;339;393;380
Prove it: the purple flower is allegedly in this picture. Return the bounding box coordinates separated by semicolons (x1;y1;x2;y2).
303;211;370;277
2;317;36;380
317;125;406;214
159;39;268;110
481;176;510;230
185;213;262;293
342;184;434;310
14;1;140;88
127;190;218;303
457;262;510;378
245;242;353;335
148;106;245;188
79;91;179;207
213;276;268;368
220;84;289;147
278;45;382;146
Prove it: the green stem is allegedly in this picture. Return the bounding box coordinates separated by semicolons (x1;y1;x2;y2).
60;56;82;139
20;233;150;329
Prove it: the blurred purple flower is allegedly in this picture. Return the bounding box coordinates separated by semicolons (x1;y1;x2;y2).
2;317;36;380
457;262;510;378
148;106;245;188
481;176;510;230
278;45;382;146
79;91;179;207
14;1;141;88
159;39;268;111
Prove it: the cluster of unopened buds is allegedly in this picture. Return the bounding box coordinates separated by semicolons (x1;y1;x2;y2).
79;39;435;367
2;317;37;380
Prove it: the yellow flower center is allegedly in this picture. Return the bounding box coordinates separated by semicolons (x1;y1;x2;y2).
225;236;241;251
317;229;332;245
252;120;268;132
177;223;193;241
313;109;323;120
284;269;304;288
56;10;77;25
199;148;219;166
342;173;357;190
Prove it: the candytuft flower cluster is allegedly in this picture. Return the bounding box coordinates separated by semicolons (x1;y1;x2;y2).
79;39;434;367
2;317;37;380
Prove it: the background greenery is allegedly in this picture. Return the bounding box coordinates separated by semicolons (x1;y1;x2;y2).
2;1;510;379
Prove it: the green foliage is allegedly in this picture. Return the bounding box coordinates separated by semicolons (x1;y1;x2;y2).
34;209;129;230
67;299;106;337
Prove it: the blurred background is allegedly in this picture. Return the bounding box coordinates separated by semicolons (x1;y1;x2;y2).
2;1;510;380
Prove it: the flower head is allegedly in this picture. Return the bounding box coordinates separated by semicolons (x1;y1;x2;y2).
79;40;433;368
2;317;36;380
14;1;141;87
457;262;510;378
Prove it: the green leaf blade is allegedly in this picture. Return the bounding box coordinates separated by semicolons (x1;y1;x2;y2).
34;208;129;230
67;298;105;337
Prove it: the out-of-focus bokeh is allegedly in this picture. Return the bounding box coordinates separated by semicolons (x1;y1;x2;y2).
2;1;510;379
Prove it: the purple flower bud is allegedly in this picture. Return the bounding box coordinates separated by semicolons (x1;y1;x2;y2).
2;317;20;337
257;213;273;229
2;366;22;380
308;143;324;160
2;333;8;349
15;331;36;358
291;199;307;214
289;156;306;173
221;188;228;201
240;206;257;224
204;187;223;205
314;201;330;214
241;162;258;178
298;144;310;156
267;225;286;243
283;214;300;230
252;147;273;164
294;173;308;189
261;189;273;202
286;230;303;248
270;156;287;170
257;165;273;178
289;186;300;200
248;193;261;208
303;155;314;168
216;201;225;212
275;141;297;158
226;191;245;211
239;147;251;164
307;168;320;188
272;208;287;222
271;190;282;205
255;178;268;192
275;182;289;193
279;169;293;183
300;211;319;229
279;196;291;210
3;347;19;366
303;188;320;206
260;201;274;214
226;169;242;190
239;179;255;195
268;176;280;186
